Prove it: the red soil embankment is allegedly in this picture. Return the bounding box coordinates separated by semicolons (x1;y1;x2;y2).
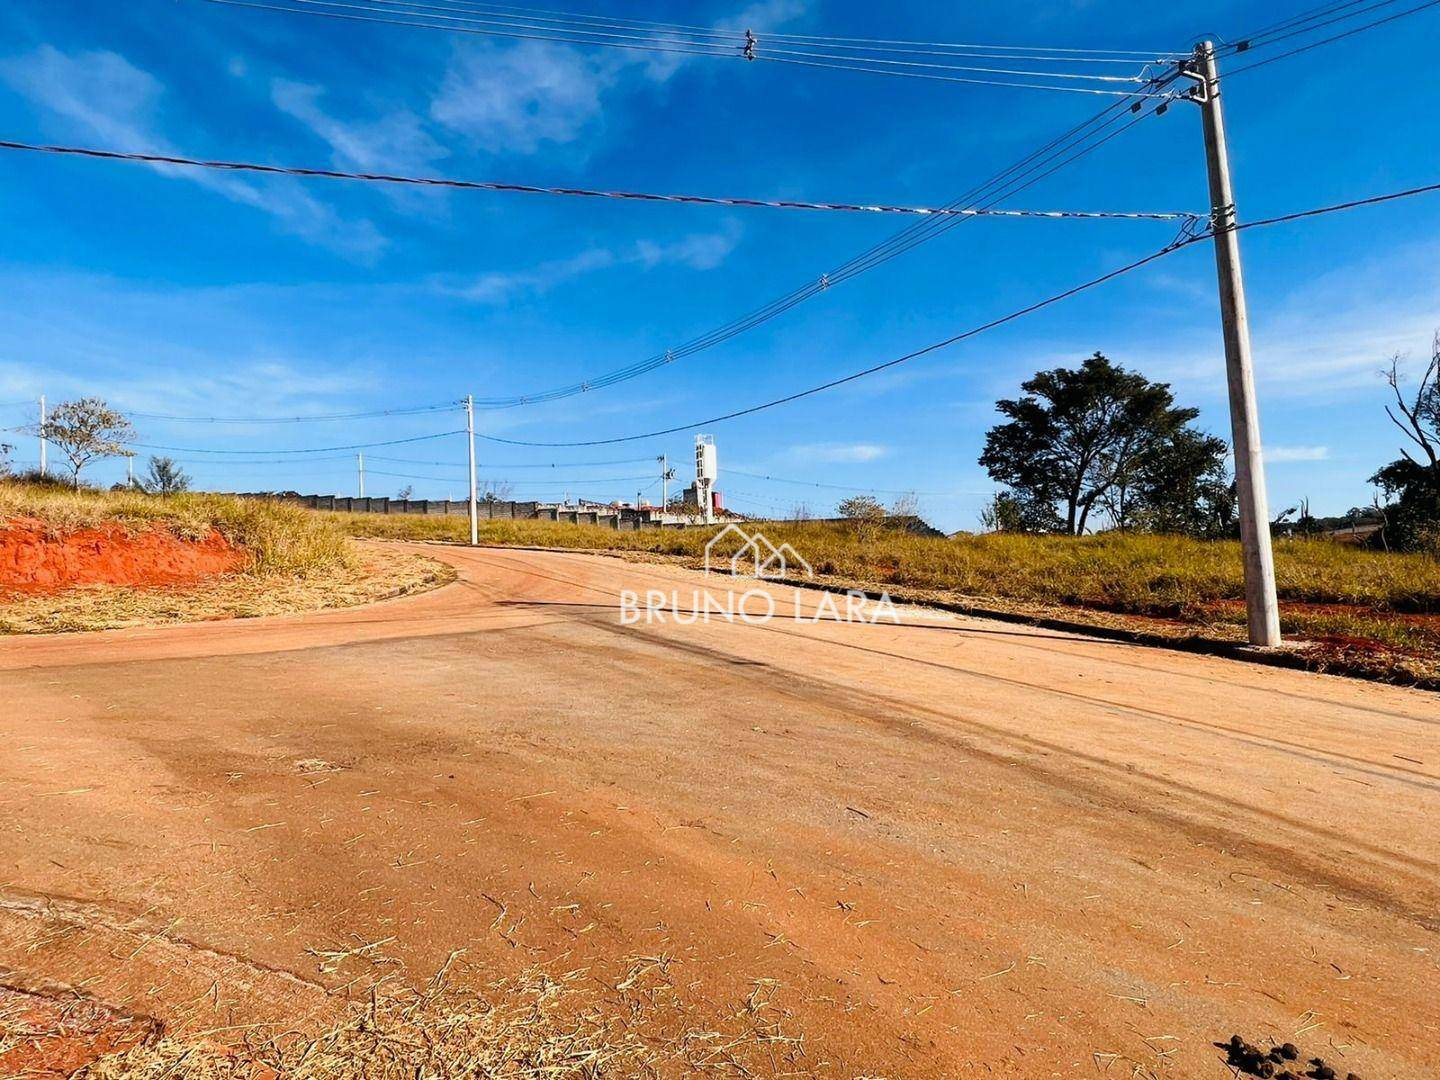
0;518;247;593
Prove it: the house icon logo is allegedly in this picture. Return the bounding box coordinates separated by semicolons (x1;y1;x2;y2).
703;523;814;579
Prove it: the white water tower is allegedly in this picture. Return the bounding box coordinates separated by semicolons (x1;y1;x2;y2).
694;434;717;524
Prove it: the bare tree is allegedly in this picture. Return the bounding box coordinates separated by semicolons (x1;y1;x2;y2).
889;491;922;520
480;480;514;502
31;398;135;488
1372;333;1440;551
788;501;813;522
837;494;886;542
1382;332;1440;473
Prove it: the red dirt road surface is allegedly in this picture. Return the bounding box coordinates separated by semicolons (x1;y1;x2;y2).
1;543;1436;1077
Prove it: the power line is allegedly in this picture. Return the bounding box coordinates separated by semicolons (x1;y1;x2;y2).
126;401;459;423
367;453;657;467
1237;178;1440;230
464;84;1177;409
307;0;1158;82
1225;0;1440;75
1237;0;1412;47
725;468;986;498
352;0;1186;60
0;140;1199;222
480;237;1208;447
470;176;1440;448
131;429;466;454
196;0;1166;94
366;468;652;484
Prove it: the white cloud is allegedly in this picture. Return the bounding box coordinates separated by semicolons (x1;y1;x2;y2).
270;78;445;173
1266;445;1330;462
449;248;617;304
428;0;810;154
0;45;385;258
787;443;890;463
442;223;743;303
430;42;614;154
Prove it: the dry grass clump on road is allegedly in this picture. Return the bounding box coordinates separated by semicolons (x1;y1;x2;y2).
73;958;801;1079
0;481;452;633
335;511;1440;682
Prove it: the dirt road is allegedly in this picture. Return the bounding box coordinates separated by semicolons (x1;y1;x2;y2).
1;543;1436;1077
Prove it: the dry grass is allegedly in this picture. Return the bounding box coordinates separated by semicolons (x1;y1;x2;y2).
0;548;451;634
0;482;453;633
72;956;802;1079
335;512;1440;612
334;511;1440;683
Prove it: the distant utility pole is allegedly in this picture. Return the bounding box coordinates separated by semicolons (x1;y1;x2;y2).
38;394;47;476
465;394;478;546
1186;42;1282;647
126;453;135;488
357;451;365;498
658;453;672;510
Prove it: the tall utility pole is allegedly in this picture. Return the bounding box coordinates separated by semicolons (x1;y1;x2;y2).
38;394;47;476
1189;42;1282;647
465;394;479;546
357;451;365;498
658;453;671;510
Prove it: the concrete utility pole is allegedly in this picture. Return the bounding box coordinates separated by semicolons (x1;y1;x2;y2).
357;451;365;498
465;394;479;547
126;453;134;488
38;394;47;476
1190;42;1282;647
658;453;670;510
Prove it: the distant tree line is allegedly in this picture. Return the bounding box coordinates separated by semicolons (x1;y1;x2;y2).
977;337;1440;554
2;398;190;495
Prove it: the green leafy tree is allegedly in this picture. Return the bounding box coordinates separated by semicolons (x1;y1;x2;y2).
978;491;1060;533
1124;428;1236;538
144;455;191;495
980;353;1220;535
33;398;135;488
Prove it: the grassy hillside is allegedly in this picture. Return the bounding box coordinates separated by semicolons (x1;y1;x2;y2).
0;481;449;631
1;479;350;576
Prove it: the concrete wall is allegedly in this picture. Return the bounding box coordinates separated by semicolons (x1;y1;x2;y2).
239;493;671;531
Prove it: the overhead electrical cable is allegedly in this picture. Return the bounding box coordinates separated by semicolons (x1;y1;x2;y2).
1224;0;1440;74
725;468;987;497
130;429;466;454
1237;0;1412;47
465;83;1178;409
366;468;653;484
367;454;657;468
0;141;1198;222
1234;0;1378;40
470;176;1440;448
196;0;1163;94
294;0;1159;80
354;0;1185;58
125;401;459;423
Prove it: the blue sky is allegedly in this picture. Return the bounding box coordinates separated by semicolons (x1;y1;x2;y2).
0;0;1437;530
